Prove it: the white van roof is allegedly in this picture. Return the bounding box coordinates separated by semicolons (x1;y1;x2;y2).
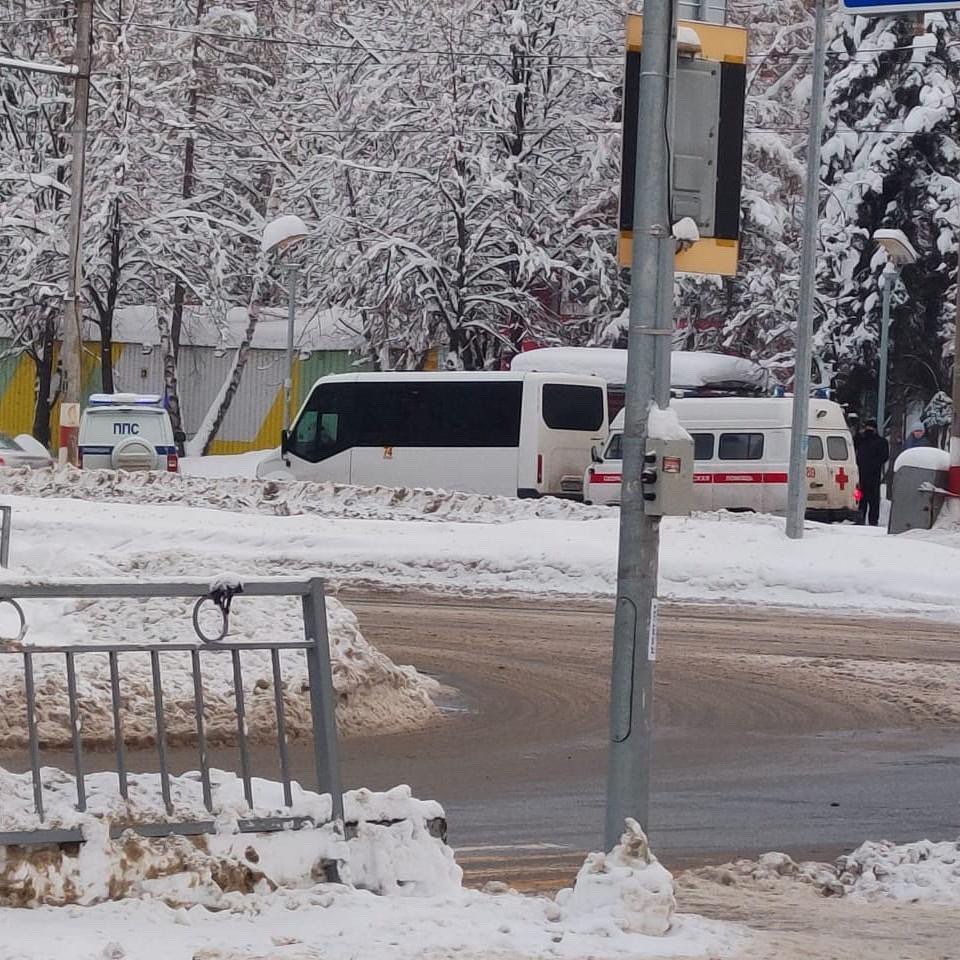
609;397;850;432
510;347;767;390
310;371;605;386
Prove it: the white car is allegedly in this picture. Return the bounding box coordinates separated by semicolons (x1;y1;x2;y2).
0;434;54;470
78;394;180;473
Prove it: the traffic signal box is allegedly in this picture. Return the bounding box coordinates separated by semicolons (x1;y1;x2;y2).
642;438;695;517
619;17;748;276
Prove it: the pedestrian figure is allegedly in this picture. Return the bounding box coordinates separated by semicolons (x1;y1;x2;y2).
904;420;931;450
855;418;888;527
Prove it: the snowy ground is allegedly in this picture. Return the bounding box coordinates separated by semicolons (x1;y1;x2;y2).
2;468;960;618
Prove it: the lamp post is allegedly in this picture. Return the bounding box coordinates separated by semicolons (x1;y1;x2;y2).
871;228;919;433
262;215;308;431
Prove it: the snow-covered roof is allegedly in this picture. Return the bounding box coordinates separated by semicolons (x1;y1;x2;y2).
82;305;363;352
510;347;767;390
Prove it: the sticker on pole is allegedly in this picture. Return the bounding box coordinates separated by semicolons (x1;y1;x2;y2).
842;0;960;12
648;598;659;661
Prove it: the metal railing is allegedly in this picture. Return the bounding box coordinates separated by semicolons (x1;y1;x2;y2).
0;577;344;851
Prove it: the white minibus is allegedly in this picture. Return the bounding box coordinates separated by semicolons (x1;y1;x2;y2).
584;397;859;521
261;371;608;499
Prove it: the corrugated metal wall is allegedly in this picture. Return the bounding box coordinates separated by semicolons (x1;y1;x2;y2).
0;340;368;454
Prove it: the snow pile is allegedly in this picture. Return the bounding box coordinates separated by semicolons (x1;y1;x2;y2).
648;405;693;443
0;464;610;524
0;770;456;907
0;592;439;749
894;446;951;473
557;819;676;936
681;851;844;898
181;450;271;478
837;838;960;904
684;840;960;906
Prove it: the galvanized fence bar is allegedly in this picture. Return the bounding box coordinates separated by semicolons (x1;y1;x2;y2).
0;579;316;599
271;648;293;807
150;650;172;814
0;505;11;569
190;649;213;812
0;640;311;656
108;651;128;800
64;651;86;812
231;649;254;808
22;651;44;821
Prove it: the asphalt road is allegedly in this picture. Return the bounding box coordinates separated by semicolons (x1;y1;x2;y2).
9;593;959;886
335;594;960;881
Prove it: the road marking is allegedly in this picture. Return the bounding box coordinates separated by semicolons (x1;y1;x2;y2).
455;842;571;854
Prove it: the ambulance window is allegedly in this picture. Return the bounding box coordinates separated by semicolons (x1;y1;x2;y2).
827;436;849;461
691;433;714;460
718;432;764;460
807;436;824;460
605;433;623;459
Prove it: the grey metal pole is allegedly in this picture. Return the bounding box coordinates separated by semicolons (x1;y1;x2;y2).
605;0;675;851
785;0;828;540
284;264;298;431
59;0;94;466
951;234;960;494
876;267;895;431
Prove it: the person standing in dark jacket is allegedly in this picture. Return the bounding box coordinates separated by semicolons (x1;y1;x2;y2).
855;419;888;526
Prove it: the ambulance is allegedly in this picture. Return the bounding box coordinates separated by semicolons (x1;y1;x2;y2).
583;397;859;521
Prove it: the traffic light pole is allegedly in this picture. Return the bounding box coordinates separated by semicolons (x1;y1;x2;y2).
785;0;827;540
604;0;675;851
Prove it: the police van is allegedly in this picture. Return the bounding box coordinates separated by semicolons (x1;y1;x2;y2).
78;394;180;473
584;397;859;521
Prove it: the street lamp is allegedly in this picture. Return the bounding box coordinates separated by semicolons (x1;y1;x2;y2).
872;228;919;431
262;214;309;431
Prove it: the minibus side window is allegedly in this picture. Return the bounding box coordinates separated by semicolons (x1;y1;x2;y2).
542;384;605;431
827;436;849;460
807;435;824;460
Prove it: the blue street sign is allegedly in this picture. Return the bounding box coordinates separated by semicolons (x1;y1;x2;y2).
843;0;960;13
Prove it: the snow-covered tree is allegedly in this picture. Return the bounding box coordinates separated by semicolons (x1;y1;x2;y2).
818;12;959;431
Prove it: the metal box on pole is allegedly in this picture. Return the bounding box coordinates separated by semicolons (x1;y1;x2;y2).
641;437;695;516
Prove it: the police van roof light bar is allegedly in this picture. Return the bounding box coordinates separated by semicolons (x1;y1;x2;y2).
88;393;164;407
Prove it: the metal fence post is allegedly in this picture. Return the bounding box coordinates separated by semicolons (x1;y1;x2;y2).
0;505;11;568
302;579;345;828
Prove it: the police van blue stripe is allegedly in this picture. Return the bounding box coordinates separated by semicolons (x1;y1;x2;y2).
80;445;177;455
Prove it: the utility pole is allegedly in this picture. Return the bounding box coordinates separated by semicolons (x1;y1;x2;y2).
604;0;675;850
951;250;960;494
58;0;94;465
785;0;827;540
